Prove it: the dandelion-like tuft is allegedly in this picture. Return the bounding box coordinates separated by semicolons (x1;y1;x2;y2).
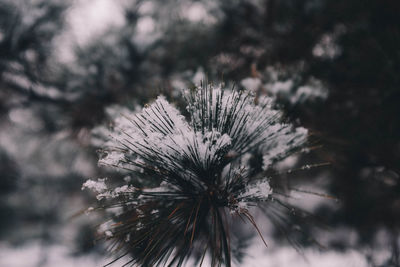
83;83;308;266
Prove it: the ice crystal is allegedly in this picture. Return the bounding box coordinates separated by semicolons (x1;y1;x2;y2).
84;83;308;266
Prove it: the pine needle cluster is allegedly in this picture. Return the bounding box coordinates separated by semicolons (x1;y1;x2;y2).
83;83;308;266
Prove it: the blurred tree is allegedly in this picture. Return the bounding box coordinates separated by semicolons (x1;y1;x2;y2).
0;0;68;108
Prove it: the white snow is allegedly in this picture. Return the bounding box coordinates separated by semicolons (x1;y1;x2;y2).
0;239;380;267
98;151;125;166
241;77;262;92
262;127;308;169
267;80;293;95
81;178;107;193
239;180;272;200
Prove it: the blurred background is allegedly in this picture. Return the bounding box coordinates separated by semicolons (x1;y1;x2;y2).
0;0;399;266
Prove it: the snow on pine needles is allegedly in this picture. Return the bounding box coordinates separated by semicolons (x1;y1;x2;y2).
83;83;309;266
